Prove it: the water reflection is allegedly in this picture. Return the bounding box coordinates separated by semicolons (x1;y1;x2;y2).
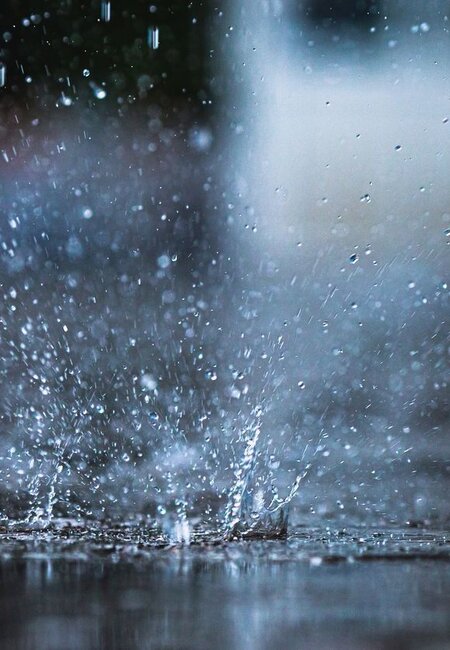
1;544;449;650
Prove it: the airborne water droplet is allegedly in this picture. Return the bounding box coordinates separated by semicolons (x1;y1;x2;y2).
82;207;93;220
101;1;111;22
157;254;171;269
0;63;7;87
148;26;159;49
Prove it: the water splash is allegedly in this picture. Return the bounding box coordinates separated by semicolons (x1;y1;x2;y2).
224;415;261;536
224;407;313;540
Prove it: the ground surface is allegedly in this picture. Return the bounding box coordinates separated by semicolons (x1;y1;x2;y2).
0;522;449;650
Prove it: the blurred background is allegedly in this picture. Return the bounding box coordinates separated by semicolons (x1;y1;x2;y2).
0;0;448;527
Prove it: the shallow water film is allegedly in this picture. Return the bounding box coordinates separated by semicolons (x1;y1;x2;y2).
1;524;450;649
0;0;449;648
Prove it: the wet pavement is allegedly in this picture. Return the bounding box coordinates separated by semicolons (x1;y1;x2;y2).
0;523;449;650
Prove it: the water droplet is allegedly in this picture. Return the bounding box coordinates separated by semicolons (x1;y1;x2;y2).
157;254;171;269
189;127;213;152
88;81;106;99
66;235;83;258
101;1;111;22
148;26;159;49
141;374;157;390
60;93;72;107
349;253;359;264
94;87;106;100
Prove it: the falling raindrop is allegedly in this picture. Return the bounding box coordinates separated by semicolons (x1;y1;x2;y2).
95;87;106;99
82;207;93;220
89;81;107;99
157;254;171;269
189;127;213;152
148;26;159;49
101;1;111;22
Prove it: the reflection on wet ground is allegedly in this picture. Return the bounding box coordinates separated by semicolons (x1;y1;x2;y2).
0;523;449;649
